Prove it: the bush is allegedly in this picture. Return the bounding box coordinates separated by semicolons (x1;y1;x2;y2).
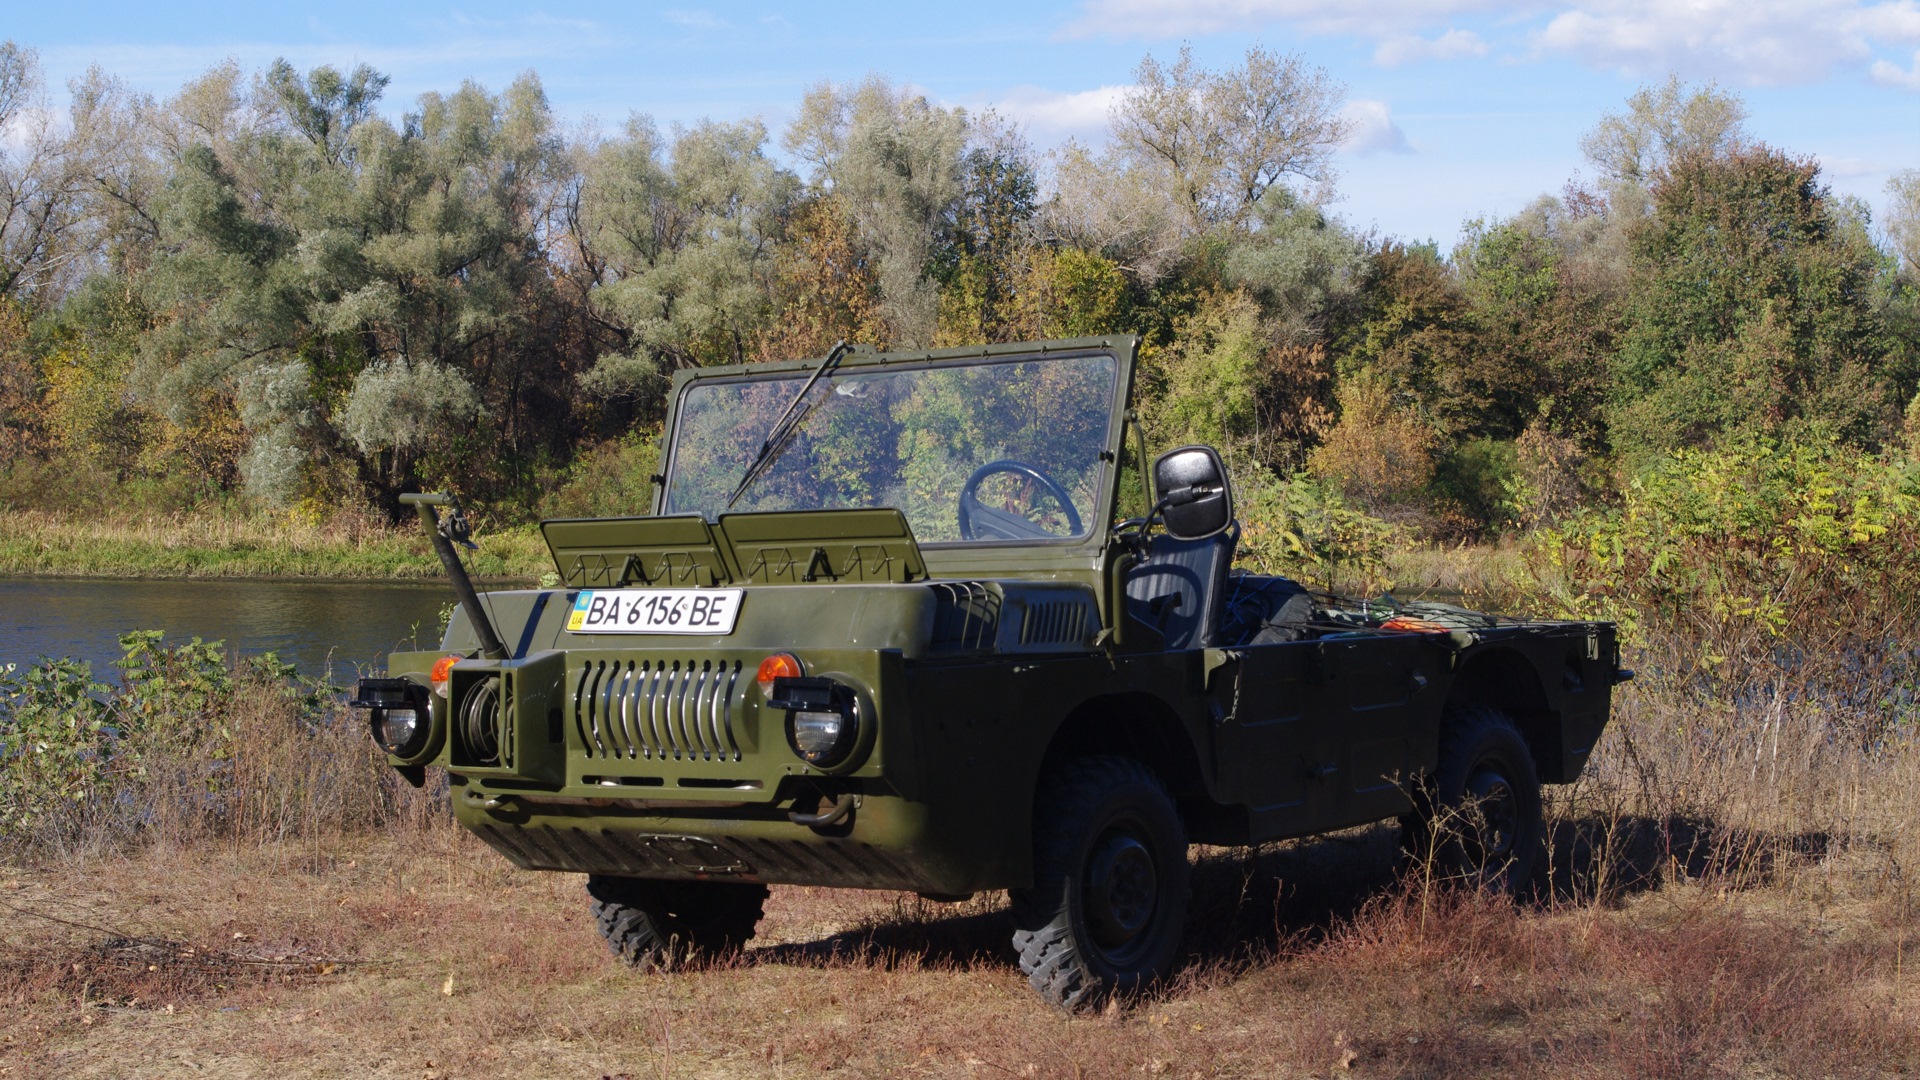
1528;439;1920;818
0;632;438;858
539;431;662;520
1236;466;1400;593
1530;439;1920;638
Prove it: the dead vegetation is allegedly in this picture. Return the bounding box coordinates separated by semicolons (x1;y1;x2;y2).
3;794;1918;1079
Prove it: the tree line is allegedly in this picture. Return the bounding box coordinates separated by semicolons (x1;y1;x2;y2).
3;40;1918;535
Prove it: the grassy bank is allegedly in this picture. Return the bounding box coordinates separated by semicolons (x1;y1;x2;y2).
0;510;550;582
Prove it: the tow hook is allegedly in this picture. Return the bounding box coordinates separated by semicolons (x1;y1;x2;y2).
789;793;857;828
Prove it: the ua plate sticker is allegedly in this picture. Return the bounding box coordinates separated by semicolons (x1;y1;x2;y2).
566;589;743;635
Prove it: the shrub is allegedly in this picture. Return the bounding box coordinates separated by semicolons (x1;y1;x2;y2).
0;632;434;857
1236;465;1400;593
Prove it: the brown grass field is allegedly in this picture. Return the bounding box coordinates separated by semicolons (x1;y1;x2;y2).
5;806;1918;1079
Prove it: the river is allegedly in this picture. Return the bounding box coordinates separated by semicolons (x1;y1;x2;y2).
0;577;455;686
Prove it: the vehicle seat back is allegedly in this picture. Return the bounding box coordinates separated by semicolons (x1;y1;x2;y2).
1124;525;1239;650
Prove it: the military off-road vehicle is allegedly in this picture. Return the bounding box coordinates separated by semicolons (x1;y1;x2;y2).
353;336;1624;1009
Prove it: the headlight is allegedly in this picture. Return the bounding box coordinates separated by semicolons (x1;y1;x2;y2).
769;677;863;769
376;706;427;757
351;677;434;760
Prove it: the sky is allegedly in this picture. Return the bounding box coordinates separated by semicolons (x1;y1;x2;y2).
9;0;1920;249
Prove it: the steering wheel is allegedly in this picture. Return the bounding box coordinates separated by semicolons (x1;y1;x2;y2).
957;459;1084;541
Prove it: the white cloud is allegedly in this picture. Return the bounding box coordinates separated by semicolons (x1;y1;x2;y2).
1341;99;1412;154
1374;28;1490;65
1537;0;1920;85
1061;0;1500;39
1819;153;1894;177
662;9;726;30
1061;0;1920;88
990;84;1131;138
1872;51;1920;88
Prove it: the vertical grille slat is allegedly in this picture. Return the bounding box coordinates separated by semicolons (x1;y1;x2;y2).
605;662;632;759
617;661;640;759
678;661;699;759
693;662;714;759
585;662;608;757
575;656;745;763
661;662;683;759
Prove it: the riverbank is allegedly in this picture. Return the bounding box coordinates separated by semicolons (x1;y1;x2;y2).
0;510;550;582
0;507;1536;597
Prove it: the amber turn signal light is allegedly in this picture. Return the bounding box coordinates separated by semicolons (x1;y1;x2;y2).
756;653;803;685
429;655;460;697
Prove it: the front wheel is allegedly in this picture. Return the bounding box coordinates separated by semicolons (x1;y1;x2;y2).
1401;705;1543;896
586;876;768;970
1011;756;1189;1010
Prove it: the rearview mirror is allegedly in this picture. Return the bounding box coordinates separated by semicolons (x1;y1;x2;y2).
1153;445;1233;541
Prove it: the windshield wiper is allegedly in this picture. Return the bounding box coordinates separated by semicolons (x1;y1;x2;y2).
725;340;853;510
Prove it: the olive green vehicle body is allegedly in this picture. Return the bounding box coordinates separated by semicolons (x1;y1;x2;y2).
380;337;1620;898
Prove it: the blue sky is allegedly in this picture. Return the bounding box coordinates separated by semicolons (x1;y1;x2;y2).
10;0;1920;248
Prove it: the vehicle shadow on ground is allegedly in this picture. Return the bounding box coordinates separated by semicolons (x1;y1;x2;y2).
744;813;1841;978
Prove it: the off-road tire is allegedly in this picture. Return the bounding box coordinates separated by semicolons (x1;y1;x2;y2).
1010;756;1189;1010
1401;704;1542;896
586;876;768;970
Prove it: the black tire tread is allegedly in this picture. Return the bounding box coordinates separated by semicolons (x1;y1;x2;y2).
1403;704;1542;894
587;876;768;970
1011;755;1188;1010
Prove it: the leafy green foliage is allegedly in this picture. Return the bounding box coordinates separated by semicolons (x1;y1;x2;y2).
0;657;112;831
5;57;1920;547
0;631;386;850
1611;147;1896;464
1533;440;1920;636
1236;467;1400;593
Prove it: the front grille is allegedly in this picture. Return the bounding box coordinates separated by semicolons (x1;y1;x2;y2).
573;658;745;762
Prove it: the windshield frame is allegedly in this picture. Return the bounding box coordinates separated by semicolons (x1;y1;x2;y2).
655;339;1137;553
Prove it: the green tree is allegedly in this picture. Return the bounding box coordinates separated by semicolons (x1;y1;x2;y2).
1611;146;1896;464
579;116;798;381
785;76;969;347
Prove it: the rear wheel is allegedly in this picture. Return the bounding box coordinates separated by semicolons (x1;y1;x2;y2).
1402;705;1542;895
1011;756;1189;1010
586;876;768;970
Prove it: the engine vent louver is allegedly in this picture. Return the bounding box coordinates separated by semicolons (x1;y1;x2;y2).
928;581;1001;652
1020;600;1091;646
573;658;744;762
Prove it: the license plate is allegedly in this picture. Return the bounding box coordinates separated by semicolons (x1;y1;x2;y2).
565;589;743;635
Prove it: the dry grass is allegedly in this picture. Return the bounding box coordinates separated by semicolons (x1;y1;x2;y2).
0;508;548;581
3;811;1917;1079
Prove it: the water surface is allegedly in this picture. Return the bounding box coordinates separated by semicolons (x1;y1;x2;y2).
0;577;453;685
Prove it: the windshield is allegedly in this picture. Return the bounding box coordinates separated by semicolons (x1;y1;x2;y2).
663;353;1120;544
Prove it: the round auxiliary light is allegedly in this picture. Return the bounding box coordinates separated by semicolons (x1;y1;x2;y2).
757;653;803;686
376;705;431;758
788;704;857;768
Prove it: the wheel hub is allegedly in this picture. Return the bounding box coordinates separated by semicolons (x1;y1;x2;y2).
1085;833;1157;949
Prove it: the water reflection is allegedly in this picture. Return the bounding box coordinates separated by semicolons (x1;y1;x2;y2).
0;578;453;685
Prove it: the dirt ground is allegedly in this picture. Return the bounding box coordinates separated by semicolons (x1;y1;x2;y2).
3;822;1917;1079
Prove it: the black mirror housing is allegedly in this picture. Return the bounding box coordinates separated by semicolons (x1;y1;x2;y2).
1153;445;1234;540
